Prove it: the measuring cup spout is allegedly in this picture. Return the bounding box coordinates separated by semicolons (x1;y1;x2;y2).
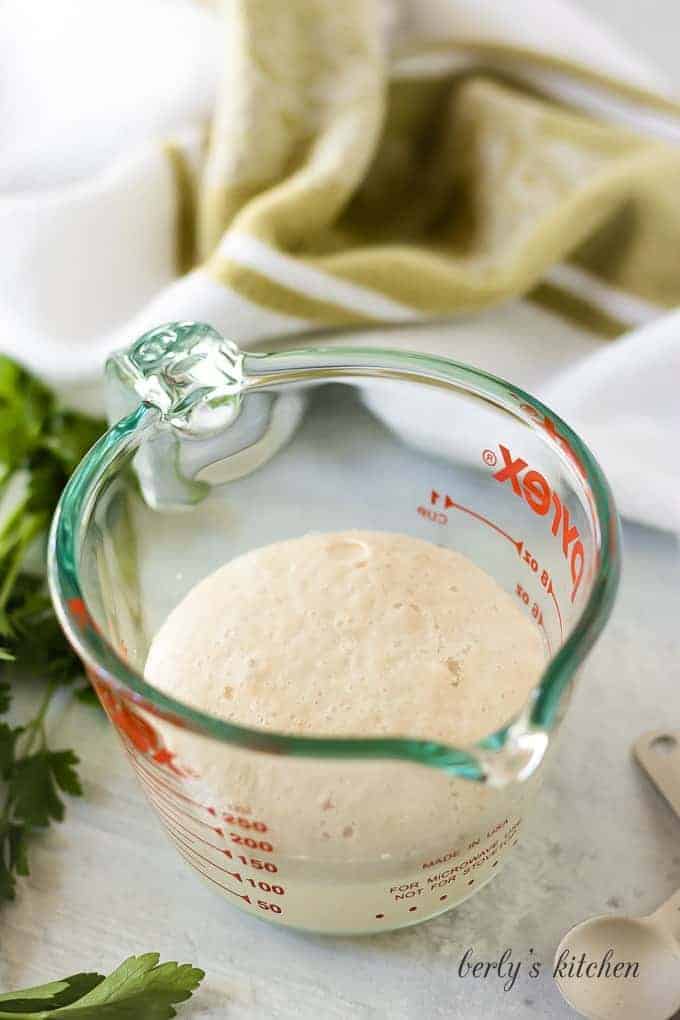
479;724;550;787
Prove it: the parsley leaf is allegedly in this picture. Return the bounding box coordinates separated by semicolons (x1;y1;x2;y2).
0;973;103;1012
9;750;83;828
0;956;204;1019
0;354;104;903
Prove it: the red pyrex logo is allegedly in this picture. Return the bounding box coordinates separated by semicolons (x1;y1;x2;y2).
492;445;585;603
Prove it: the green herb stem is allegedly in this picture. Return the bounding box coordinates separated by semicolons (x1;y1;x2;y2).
0;514;46;612
20;681;57;758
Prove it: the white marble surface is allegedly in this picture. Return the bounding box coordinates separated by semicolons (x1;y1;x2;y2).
1;519;679;1019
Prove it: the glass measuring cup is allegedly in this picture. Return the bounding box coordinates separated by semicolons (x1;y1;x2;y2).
48;321;620;934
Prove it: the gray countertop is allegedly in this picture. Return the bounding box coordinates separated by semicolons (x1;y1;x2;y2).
2;470;679;1020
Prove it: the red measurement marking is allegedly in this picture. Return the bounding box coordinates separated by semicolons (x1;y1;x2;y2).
167;830;262;883
134;764;214;819
152;799;230;853
423;490;525;549
223;814;268;833
165;826;207;858
126;748;175;794
180;853;284;914
539;617;552;656
98;683;191;776
518;404;587;481
150;797;205;839
549;584;564;640
489;443;586;603
133;765;221;833
171;833;282;886
167;829;221;863
446;498;523;554
120;731;193;781
128;747;215;814
136;773;225;843
140;784;203;834
228;832;274;852
173;845;253;904
151;799;226;851
418;506;448;525
143;783;222;833
68;597;94;631
151;748;178;769
140;769;206;812
516;582;559;649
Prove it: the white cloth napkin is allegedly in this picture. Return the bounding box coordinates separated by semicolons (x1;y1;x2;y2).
0;0;678;534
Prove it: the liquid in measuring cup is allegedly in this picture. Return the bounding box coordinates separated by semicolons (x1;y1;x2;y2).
130;530;545;933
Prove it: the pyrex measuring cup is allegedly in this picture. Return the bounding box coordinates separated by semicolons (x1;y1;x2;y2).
48;322;620;934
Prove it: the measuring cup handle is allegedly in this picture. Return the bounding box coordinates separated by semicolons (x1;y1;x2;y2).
649;888;680;946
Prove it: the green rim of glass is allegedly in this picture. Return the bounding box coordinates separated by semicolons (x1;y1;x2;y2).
47;343;621;780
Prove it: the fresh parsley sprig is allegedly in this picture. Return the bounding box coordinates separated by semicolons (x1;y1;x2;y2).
0;363;207;1011
0;355;104;901
0;953;204;1018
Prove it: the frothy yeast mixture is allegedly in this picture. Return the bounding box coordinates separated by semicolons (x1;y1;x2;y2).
143;530;546;912
146;531;544;745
